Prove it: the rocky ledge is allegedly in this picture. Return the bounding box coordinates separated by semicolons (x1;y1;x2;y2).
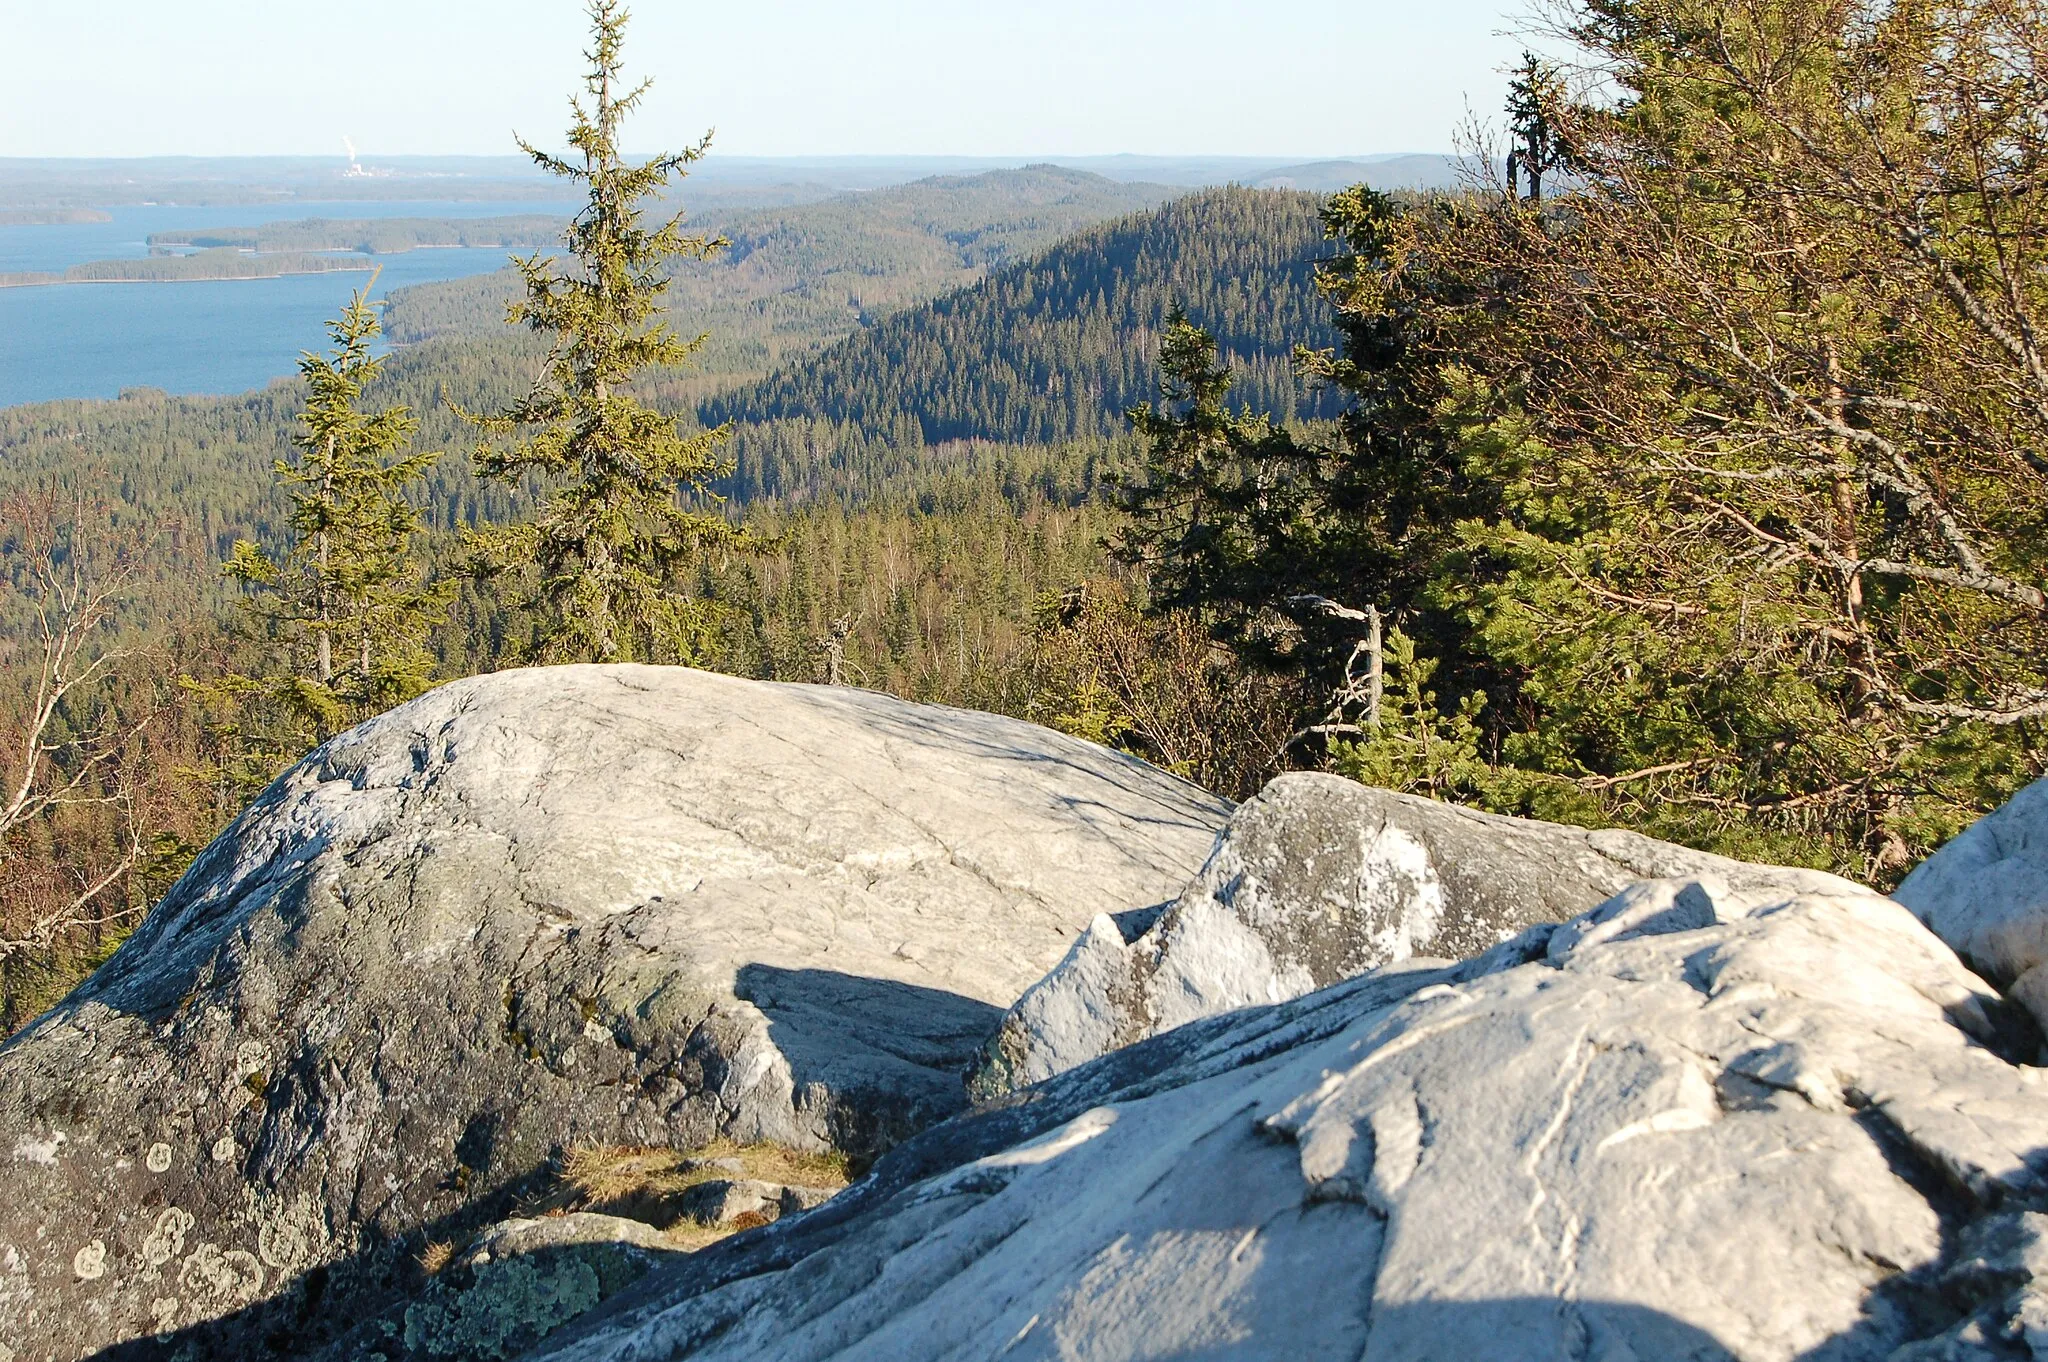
536;855;2048;1361
7;662;2048;1362
0;666;1226;1360
968;771;1862;1095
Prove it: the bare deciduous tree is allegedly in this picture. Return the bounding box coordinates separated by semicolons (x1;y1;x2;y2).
1426;0;2048;865
0;491;158;964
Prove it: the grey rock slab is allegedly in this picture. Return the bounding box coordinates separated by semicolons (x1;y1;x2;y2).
673;1178;843;1229
973;772;1857;1093
775;1185;838;1217
1899;776;2048;1032
676;1181;778;1228
532;873;2048;1362
461;1214;673;1266
0;665;1227;1361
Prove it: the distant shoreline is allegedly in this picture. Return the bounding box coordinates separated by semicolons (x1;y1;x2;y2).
0;208;114;226
143;214;564;255
0;262;377;290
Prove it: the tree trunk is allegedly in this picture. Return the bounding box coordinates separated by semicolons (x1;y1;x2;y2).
1365;604;1383;732
317;432;335;687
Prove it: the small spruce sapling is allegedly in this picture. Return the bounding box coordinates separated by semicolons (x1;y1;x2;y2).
220;281;445;752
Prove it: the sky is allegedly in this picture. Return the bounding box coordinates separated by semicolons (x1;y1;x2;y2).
0;1;1533;160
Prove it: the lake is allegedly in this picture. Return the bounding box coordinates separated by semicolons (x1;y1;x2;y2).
0;199;578;407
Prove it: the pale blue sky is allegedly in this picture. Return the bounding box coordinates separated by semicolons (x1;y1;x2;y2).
0;1;1533;159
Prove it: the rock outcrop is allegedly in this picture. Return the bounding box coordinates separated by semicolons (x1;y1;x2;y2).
532;871;2048;1362
1898;776;2048;1031
15;660;2048;1362
972;772;1858;1094
0;666;1228;1360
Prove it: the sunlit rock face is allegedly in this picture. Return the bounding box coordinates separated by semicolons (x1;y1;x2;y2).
1898;775;2048;1033
969;771;1859;1096
0;665;1227;1361
535;868;2048;1362
17;663;2048;1362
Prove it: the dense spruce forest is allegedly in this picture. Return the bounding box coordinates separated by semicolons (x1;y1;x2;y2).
7;0;2048;1043
703;186;1337;452
378;165;1175;393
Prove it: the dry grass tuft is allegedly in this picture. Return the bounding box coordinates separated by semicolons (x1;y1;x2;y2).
417;1240;456;1276
655;1221;738;1252
560;1145;684;1204
522;1138;852;1250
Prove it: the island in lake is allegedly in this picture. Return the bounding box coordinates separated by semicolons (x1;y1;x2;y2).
0;207;115;225
145;214;566;254
0;247;376;289
0;215;569;289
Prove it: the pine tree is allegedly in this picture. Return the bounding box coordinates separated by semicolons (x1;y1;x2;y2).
221;283;445;746
464;0;744;662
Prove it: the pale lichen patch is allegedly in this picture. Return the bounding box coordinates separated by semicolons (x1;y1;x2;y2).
177;1242;265;1305
71;1241;106;1281
11;1133;64;1165
248;1189;325;1272
142;1208;193;1270
400;1256;602;1360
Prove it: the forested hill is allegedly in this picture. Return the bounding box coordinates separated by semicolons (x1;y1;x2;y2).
701;186;1337;455
377;165;1173;397
0;184;1338;538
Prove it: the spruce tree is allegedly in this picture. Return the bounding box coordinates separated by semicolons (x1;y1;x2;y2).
1115;308;1294;622
1504;53;1568;203
464;0;742;662
221;283;445;745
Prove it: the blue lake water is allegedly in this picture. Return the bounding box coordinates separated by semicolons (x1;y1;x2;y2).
0;200;578;407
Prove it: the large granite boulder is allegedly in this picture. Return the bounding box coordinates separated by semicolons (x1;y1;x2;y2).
0;666;1227;1361
531;871;2048;1362
971;772;1858;1094
1898;776;2048;1030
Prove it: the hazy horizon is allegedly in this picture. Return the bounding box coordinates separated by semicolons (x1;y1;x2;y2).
2;0;1528;160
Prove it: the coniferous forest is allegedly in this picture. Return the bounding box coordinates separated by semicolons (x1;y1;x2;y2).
5;0;2047;1040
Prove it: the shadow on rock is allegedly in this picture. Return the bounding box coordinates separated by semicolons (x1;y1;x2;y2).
1357;1296;1740;1360
66;966;1009;1362
78;1193;691;1362
732;963;1004;1156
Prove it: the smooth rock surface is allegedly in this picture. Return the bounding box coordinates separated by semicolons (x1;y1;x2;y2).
1899;776;2048;1030
533;873;2048;1362
0;665;1227;1361
973;772;1857;1093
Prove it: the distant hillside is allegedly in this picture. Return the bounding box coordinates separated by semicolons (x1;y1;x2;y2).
0;181;1340;531
704;186;1338;464
1250;155;1470;192
378;166;1174;399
